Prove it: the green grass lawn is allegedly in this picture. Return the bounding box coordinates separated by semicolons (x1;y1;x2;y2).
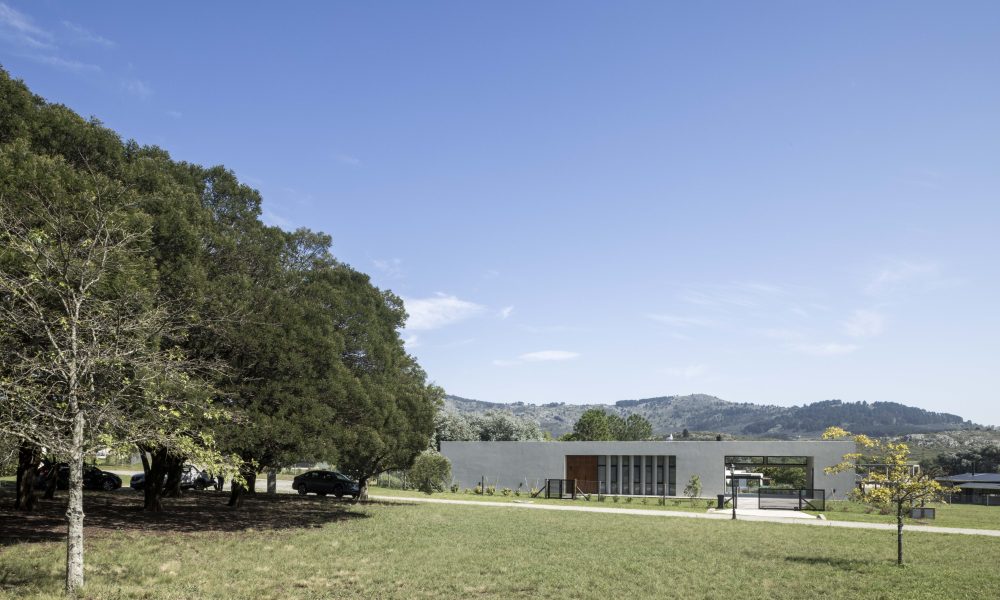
4;492;999;599
810;500;1000;530
369;484;716;512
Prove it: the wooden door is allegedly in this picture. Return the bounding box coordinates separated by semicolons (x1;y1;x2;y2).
565;455;599;493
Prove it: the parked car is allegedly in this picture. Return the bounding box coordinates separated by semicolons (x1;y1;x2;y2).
292;470;360;499
34;463;122;491
130;464;214;491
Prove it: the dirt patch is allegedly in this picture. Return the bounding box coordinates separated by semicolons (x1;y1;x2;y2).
0;489;367;546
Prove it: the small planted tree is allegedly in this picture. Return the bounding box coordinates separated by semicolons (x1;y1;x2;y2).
823;426;946;566
409;450;451;494
683;474;702;504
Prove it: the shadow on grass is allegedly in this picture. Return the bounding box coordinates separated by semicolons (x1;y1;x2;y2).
0;489;370;546
784;556;881;572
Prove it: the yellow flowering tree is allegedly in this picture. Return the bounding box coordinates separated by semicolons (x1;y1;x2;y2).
822;426;946;566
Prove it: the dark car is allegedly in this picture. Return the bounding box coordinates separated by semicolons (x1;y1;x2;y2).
292;470;360;499
35;463;122;491
130;464;214;491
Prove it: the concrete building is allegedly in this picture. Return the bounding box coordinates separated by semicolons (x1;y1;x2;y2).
441;440;857;500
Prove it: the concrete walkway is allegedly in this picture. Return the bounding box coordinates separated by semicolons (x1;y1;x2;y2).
369;494;1000;538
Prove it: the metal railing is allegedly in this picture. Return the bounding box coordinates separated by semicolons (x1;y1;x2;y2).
758;488;826;511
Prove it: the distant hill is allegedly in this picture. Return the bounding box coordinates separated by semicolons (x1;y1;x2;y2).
443;394;973;439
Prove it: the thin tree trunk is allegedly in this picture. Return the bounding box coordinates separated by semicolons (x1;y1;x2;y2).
896;503;904;566
267;470;277;495
15;442;40;511
358;477;368;502
65;411;85;594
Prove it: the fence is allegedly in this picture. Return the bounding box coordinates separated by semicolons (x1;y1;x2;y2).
758;488;826;511
544;479;577;500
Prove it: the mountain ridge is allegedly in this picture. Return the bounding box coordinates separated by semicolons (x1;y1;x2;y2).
443;393;972;438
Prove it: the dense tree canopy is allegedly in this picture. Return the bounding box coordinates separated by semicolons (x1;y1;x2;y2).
563;409;654;441
0;67;440;587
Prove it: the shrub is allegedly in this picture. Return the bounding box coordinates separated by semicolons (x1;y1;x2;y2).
598;495;606;502
529;487;539;497
612;496;620;503
450;483;460;494
640;498;648;505
409;450;452;495
625;497;633;504
463;488;471;494
705;500;715;508
485;485;496;496
473;485;483;495
514;489;521;497
501;487;512;496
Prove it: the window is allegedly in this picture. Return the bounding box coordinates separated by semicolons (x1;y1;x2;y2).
645;456;654;495
668;456;677;496
621;456;630;494
597;455;607;494
610;456;618;494
633;455;641;493
656;457;665;496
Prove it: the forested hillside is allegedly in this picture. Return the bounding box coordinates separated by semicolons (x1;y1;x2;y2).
445;394;971;438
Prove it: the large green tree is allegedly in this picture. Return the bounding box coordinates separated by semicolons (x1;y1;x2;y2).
0;143;224;592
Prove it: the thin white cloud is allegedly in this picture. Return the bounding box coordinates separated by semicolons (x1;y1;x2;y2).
261;209;294;230
0;3;54;49
403;294;485;331
122;79;152;98
519;350;579;362
500;306;514;319
844;309;885;338
334;153;361;167
865;260;941;295
402;335;419;348
792;342;859;356
758;328;805;341
662;364;708;379
493;350;580;366
27;54;100;73
62;21;115;47
647;314;718;327
372;258;402;278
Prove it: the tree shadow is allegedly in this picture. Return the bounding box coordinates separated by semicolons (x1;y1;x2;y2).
0;489;370;546
784;555;880;572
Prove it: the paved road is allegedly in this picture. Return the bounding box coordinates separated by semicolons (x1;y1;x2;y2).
369;494;1000;538
105;472;999;538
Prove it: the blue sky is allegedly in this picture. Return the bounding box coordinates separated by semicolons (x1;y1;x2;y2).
3;2;999;424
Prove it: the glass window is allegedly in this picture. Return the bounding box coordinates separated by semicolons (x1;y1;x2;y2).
633;455;641;493
645;456;653;495
656;456;665;496
621;456;630;494
668;456;677;496
611;456;618;494
597;455;606;492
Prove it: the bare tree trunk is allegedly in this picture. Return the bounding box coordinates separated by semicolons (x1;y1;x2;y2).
143;447;166;512
65;411;85;594
228;464;256;508
358;477;369;502
267;470;277;495
896;503;904;566
161;455;183;498
15;442;40;511
43;460;58;500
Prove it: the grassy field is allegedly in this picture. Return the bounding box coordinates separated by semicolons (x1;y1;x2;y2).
370;485;1000;529
369;484;716;512
811;500;1000;530
2;491;1000;599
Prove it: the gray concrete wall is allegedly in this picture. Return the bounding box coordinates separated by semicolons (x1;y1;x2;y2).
440;440;857;500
